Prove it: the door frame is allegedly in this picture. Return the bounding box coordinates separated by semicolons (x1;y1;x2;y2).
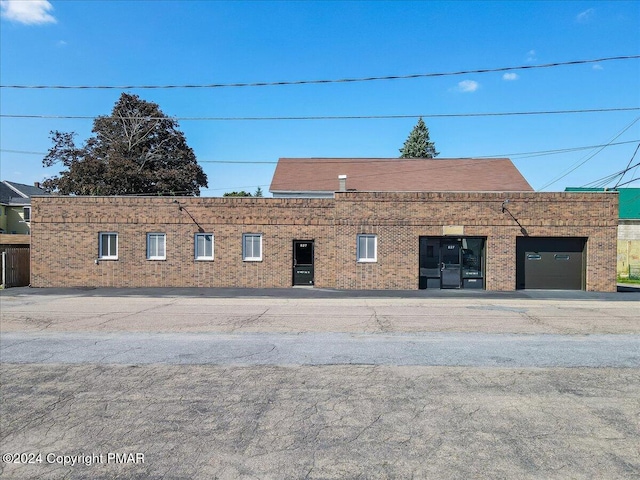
419;236;486;290
292;239;315;286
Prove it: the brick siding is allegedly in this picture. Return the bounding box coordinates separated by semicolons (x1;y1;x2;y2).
30;192;618;291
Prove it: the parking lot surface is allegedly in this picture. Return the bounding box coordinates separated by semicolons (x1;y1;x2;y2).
1;288;639;479
1;286;639;335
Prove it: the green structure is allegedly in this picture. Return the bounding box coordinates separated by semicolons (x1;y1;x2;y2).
566;188;640;279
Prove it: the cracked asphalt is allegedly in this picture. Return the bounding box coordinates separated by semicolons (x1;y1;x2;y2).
2;332;639;367
1;288;639;479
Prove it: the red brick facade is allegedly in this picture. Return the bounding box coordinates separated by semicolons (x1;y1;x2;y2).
30;192;618;291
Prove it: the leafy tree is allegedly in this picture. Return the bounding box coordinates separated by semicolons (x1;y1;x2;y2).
254;187;263;197
223;191;253;197
399;117;439;158
42;93;208;195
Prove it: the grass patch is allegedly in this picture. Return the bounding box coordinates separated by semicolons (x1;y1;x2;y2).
617;276;640;285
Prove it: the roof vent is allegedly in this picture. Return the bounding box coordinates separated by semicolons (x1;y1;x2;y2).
338;174;347;192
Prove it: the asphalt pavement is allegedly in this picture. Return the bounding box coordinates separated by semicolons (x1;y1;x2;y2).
1;287;639;479
2;284;640;299
2;331;639;367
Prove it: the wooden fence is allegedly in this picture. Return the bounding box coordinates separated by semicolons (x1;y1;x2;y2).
1;247;30;288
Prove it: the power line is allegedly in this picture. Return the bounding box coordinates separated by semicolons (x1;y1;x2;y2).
613;143;640;189
538;117;640;190
614;177;639;188
582;160;640;188
477;140;640;159
583;171;626;188
3;139;639;162
6;139;640;195
2;107;639;121
2;55;638;90
0;149;279;162
1;149;47;155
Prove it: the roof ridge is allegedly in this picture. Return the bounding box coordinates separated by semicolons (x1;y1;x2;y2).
2;181;29;198
278;157;510;161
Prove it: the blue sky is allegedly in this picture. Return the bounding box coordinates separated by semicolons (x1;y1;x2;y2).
1;0;638;195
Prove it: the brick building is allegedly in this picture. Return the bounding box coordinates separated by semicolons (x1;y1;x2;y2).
30;190;618;291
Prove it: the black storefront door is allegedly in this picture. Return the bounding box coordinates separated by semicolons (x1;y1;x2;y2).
420;237;484;289
293;240;314;286
440;241;462;288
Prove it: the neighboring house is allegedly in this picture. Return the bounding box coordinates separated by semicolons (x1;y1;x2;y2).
30;156;618;291
566;187;640;279
1;181;48;288
270;158;533;197
0;181;48;235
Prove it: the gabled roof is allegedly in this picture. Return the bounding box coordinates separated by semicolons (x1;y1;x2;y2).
270;158;534;193
1;181;49;205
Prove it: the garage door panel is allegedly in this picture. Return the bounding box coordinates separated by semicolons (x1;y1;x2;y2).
524;251;583;289
517;238;586;290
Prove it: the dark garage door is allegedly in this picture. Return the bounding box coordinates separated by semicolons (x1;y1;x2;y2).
516;237;586;290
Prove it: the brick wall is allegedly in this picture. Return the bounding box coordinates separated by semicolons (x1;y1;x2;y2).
31;192;618;291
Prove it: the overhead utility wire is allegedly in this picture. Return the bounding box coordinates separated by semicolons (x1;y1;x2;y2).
615;177;639;187
538;117;640;190
2;55;638;89
582;159;640;188
2;107;639;121
584;171;627;188
3;140;639;162
475;140;640;159
613;143;640;189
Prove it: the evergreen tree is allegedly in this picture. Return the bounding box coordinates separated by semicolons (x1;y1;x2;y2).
254;187;263;197
399;117;439;158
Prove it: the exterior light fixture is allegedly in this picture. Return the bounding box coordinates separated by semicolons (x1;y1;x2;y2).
174;199;204;233
501;199;528;236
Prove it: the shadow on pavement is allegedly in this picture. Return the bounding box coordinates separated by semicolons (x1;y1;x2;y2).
1;285;638;300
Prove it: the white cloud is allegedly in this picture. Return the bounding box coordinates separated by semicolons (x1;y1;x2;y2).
592;64;603;70
503;73;519;81
457;80;479;93
527;50;537;62
0;0;56;25
576;8;595;23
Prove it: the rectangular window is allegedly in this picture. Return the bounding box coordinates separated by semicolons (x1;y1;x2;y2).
23;206;31;222
461;238;484;278
99;232;118;259
195;233;214;260
243;234;262;261
357;234;377;262
147;233;166;260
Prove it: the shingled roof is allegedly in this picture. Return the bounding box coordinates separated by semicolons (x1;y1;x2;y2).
270;158;533;194
0;181;49;205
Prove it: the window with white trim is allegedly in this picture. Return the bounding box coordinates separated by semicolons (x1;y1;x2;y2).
99;232;118;259
357;234;377;262
195;233;214;260
243;234;262;261
147;233;166;260
23;206;31;222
